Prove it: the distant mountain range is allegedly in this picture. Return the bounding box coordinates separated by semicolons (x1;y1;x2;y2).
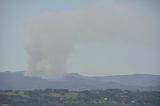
0;71;160;91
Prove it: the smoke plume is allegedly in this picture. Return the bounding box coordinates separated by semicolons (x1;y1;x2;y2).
25;2;159;79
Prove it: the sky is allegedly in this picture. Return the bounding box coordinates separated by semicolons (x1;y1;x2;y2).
0;0;159;78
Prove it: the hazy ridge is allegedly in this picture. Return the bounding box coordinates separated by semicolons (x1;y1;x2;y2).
0;71;160;91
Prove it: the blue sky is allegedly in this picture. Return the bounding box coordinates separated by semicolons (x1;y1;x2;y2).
0;0;159;77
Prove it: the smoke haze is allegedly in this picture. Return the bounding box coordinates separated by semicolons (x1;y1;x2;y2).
25;2;159;79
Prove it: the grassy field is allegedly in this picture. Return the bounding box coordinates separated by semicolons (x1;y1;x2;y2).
0;89;160;106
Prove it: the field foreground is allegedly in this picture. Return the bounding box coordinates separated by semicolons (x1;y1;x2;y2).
0;89;160;106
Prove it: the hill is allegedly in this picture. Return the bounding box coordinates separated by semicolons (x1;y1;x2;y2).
0;71;160;91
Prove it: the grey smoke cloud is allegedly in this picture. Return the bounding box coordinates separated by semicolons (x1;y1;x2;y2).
26;2;159;79
26;15;78;79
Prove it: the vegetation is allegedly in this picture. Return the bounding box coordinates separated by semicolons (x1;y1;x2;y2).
0;89;160;106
